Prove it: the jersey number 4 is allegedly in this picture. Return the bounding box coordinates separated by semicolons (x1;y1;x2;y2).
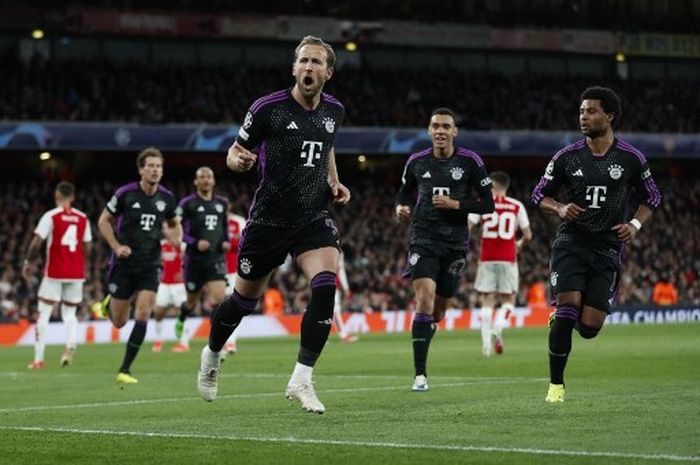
60;224;78;252
482;211;516;240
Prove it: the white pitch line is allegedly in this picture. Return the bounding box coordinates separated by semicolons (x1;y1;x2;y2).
0;379;541;414
0;425;697;463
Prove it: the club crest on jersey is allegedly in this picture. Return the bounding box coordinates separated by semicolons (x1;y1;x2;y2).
215;204;224;213
608;164;623;180
240;258;252;275
187;282;196;291
323;117;335;133
108;283;118;294
409;253;420;266
550;272;558;287
450;167;464;181
155;200;166;212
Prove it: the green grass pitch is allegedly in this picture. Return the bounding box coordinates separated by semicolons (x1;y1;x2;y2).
0;324;698;465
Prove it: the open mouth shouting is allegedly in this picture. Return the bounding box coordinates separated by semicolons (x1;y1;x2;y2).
303;75;315;89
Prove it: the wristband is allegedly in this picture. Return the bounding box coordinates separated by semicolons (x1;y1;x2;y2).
629;218;642;230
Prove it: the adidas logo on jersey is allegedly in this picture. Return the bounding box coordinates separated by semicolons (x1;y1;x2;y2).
422;171;432;178
573;169;584;177
287;121;299;130
197;206;205;212
132;202;141;209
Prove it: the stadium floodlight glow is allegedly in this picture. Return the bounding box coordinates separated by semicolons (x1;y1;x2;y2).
615;53;626;63
358;155;367;163
345;41;358;52
31;29;45;40
39;151;51;160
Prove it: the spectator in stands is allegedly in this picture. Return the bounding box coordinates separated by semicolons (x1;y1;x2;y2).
652;273;679;306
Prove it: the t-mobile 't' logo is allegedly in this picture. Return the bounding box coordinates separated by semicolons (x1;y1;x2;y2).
300;140;323;167
585;185;607;209
140;213;157;231
205;215;218;230
432;187;451;196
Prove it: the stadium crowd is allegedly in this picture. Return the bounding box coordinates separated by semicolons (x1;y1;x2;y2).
0;171;697;323
2;55;699;133
8;0;698;33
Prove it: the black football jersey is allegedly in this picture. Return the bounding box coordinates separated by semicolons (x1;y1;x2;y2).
235;88;345;228
177;193;229;263
106;182;177;267
396;147;492;249
532;138;662;250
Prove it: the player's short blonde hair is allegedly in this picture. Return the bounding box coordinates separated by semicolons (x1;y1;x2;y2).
294;35;336;68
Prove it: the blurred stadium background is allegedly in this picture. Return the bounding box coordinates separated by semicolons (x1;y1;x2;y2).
1;2;699;464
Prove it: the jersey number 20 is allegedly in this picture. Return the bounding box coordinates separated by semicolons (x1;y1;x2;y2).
482;211;516;240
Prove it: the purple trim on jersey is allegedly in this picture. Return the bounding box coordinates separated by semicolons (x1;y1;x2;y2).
178;193;197;208
250;90;289;114
182;219;195;245
215;194;229;204
617;140;661;208
531;139;586;205
178;193;197;245
617;139;648;165
401;250;412;279
157;184;174;197
413;313;434;323
114;182;139;199
415;193;421;206
247;141;268;220
456;147;485;167
310;271;337;289
237;223;248;256
644;179;662;208
115;213;125;237
258;141;268;177
406;148;432;166
322;92;344;109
